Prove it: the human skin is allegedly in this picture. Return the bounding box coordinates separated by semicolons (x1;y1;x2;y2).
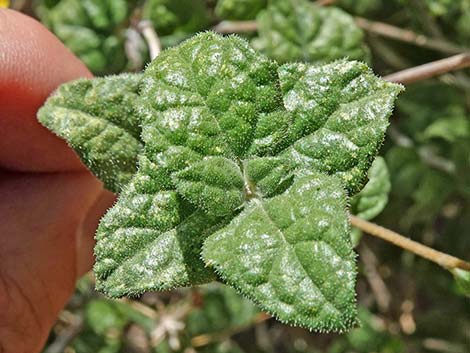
0;9;115;353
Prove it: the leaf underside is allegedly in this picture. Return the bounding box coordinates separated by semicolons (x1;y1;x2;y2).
39;32;402;331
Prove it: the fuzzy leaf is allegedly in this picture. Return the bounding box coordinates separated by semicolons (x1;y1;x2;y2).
203;172;357;331
253;0;369;63
351;157;391;220
37;74;143;192
173;157;245;216
94;33;282;296
90;33;401;331
276;61;403;194
95;201;221;297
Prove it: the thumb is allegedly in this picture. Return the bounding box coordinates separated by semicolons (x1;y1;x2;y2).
0;9;92;172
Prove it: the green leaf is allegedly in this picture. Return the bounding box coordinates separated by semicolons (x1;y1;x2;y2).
351;157;391;220
276;61;403;194
396;82;466;141
37;0;131;75
86;33;401;331
207;342;246;353
94;32;281;296
85;299;128;335
345;308;404;353
142;0;209;37
421;116;470;143
452;269;470;297
94;196;223;297
187;284;259;336
37;73;143;193
215;0;267;20
385;146;424;198
253;0;370;64
245;156;295;197
173;157;245;216
337;0;385;15
386;146;455;228
203;172;357;332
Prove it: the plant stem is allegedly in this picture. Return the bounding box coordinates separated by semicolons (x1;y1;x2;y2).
43;313;84;353
350;215;470;271
212;16;467;58
137;20;161;60
315;0;338;5
191;312;270;347
359;243;391;312
384;53;470;84
355;17;467;55
213;20;258;34
120;298;159;319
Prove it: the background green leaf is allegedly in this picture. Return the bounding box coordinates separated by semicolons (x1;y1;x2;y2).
253;0;370;63
351;157;391;220
36;0;133;75
215;0;267;20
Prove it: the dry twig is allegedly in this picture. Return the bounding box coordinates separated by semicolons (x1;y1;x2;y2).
44;314;84;353
359;243;391;312
120;298;159;319
315;0;338;5
350;215;470;271
213;20;258;34
356;17;467;55
384;53;470;84
191;313;270;347
137;20;161;60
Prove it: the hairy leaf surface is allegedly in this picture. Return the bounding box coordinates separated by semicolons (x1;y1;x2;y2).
38;74;143;192
94;33;282;296
276;61;402;193
42;32;402;331
203;172;357;331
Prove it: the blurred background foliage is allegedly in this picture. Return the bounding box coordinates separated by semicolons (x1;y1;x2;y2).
6;0;470;352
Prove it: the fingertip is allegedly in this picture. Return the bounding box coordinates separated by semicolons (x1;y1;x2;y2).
0;9;93;171
0;9;92;92
77;189;116;278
